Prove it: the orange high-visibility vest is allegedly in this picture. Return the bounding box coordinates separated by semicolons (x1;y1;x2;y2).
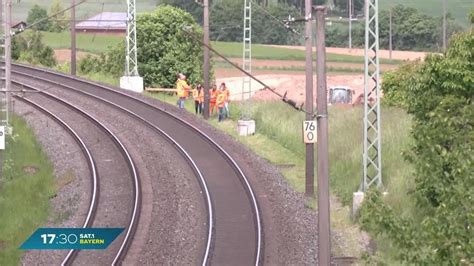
192;89;199;100
210;89;218;103
176;79;189;98
223;87;230;102
198;89;204;103
216;91;226;108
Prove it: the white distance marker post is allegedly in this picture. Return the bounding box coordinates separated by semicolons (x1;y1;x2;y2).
303;120;317;144
0;126;5;150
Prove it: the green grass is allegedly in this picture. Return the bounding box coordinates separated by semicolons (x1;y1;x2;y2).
0;115;56;265
41;31;122;54
38;30;400;65
212;41;401;64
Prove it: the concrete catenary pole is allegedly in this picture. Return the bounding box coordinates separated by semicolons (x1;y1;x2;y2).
304;0;314;197
4;0;10;125
442;0;447;50
315;5;330;265
71;0;76;76
203;0;210;120
389;7;392;59
348;0;352;50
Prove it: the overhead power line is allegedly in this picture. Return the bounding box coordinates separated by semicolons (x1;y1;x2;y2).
249;0;303;37
182;26;314;117
11;0;87;36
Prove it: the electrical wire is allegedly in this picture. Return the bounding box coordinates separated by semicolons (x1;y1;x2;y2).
249;0;303;37
11;0;87;37
181;27;314;116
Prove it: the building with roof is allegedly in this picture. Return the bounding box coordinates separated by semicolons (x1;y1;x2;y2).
75;12;127;35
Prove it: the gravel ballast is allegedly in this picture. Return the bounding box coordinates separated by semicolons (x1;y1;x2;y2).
15;68;367;264
15;100;90;265
13;78;207;265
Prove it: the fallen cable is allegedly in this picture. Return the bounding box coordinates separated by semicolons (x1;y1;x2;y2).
181;27;314;116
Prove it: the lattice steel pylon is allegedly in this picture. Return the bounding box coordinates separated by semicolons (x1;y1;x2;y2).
361;0;382;191
241;0;252;120
1;0;11;127
125;0;138;76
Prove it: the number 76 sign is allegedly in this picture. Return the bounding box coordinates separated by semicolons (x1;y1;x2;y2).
303;121;317;143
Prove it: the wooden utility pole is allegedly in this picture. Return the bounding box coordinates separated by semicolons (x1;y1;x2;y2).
203;0;210;119
304;0;314;197
315;5;331;266
71;0;76;76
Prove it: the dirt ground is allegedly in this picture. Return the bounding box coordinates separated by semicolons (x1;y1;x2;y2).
217;72;369;104
54;49;91;63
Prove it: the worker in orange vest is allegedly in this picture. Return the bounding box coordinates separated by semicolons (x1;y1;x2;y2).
176;73;190;109
216;86;227;122
209;84;218;116
192;84;204;115
219;82;231;119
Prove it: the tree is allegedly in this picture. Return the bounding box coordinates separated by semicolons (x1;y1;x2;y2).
160;0;203;24
49;0;70;32
14;31;57;67
136;5;205;87
360;31;474;264
26;5;50;31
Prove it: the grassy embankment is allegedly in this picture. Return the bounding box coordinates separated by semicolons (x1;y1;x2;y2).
0;115;56;265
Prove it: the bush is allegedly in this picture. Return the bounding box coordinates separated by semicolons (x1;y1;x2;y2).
13;31;56;67
136;5;205;87
78;43;125;77
361;32;474;264
381;61;421;108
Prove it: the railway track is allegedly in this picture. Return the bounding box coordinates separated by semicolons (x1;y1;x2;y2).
11;84;140;265
12;63;262;265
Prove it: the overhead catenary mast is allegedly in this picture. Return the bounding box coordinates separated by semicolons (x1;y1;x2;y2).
361;0;382;191
0;0;11;175
241;0;252;118
237;0;255;136
120;0;143;92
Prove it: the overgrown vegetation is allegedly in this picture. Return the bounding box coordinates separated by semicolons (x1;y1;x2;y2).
0;116;56;265
79;5;206;88
361;31;473;264
12;31;57;67
26;1;69;33
164;0;467;50
327;5;464;51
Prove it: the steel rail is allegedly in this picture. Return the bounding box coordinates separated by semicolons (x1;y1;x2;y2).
11;80;140;265
11;76;214;265
13;95;100;252
12;64;262;265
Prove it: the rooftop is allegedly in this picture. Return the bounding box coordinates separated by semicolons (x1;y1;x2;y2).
76;12;127;30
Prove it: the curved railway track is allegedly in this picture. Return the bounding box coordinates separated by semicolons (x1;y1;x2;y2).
12;63;262;265
11;85;140;265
